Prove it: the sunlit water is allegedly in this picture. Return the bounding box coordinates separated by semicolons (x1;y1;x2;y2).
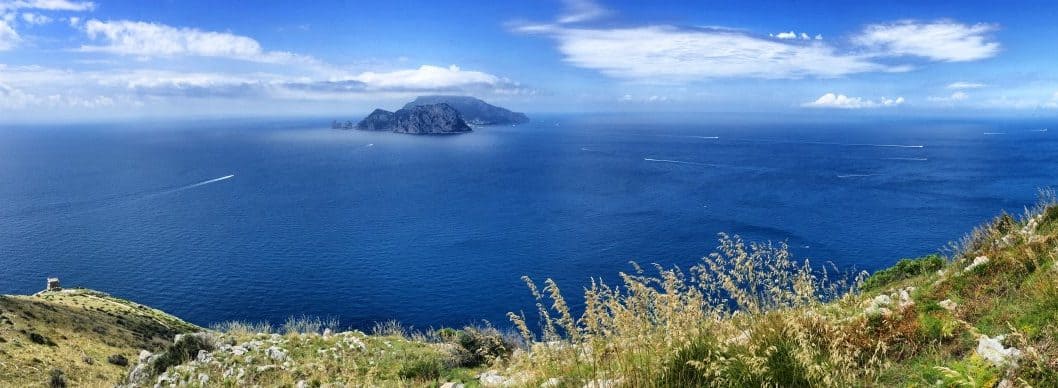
1;115;1055;330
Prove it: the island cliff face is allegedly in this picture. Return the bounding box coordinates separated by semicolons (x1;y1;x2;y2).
356;103;472;134
355;109;395;131
404;95;529;125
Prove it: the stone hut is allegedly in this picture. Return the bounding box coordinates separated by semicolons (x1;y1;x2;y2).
46;277;61;291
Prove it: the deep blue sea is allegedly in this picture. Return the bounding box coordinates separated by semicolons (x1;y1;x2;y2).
1;114;1056;330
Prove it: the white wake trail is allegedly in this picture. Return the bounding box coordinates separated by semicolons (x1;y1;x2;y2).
165;174;235;194
644;158;714;166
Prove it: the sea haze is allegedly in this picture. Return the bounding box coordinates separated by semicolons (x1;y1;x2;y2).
1;115;1055;329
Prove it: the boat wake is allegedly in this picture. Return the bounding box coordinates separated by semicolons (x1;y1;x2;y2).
644;158;714;166
160;174;235;195
983;132;1006;135
736;139;924;148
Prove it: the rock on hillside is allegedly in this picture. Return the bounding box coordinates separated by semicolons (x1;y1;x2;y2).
403;95;529;125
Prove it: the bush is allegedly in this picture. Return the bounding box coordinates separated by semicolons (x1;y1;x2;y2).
28;332;56;346
450;326;517;367
151;333;214;375
398;355;444;380
107;354;129;366
862;254;945;291
48;369;66;388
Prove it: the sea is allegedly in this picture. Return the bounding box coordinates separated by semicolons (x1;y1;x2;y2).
1;114;1055;330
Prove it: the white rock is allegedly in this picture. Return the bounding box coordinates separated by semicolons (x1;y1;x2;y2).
440;383;466;388
196;350;212;363
296;381;308;388
255;365;276;373
198;374;209;384
479;370;510;387
541;378;562;388
938;299;958;311
965;256;989;272
976;335;1021;367
230;346;247;356
266;346;288;362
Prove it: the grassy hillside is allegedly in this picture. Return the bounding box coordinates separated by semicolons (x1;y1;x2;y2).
0;289;199;387
2;197;1057;387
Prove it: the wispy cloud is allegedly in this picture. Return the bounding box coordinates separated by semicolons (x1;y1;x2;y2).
928;91;970;103
0;19;18;50
79;20;318;66
770;31;821;40
802;93;904;109
0;62;530;111
20;12;51;25
0;0;95;12
853;20;1000;62
557;0;609;24
947;81;986;89
515;24;903;81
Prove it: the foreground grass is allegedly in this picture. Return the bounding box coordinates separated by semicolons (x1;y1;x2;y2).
3;196;1057;387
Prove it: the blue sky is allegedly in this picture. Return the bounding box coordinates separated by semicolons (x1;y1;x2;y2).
1;0;1058;122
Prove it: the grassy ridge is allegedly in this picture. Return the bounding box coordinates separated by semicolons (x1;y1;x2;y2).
0;289;199;387
2;199;1057;387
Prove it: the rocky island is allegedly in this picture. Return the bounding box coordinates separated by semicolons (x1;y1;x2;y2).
404;96;529;126
334;96;529;135
356;103;471;134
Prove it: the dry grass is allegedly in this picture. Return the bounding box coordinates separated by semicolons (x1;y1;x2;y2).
496;194;1058;387
0;289;198;387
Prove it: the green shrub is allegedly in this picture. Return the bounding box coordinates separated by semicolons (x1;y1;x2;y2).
151;334;214;375
862;254;945;291
398;354;443;380
47;369;66;388
451;326;517;367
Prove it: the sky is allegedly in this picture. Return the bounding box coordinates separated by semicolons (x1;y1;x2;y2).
1;0;1058;122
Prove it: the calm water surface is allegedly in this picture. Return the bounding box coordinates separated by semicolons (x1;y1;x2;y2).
1;115;1055;329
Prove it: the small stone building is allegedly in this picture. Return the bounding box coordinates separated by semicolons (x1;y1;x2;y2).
46;277;61;291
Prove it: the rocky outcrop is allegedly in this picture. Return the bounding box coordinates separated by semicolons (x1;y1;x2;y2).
355;103;472;135
355;109;395;131
403;95;529;125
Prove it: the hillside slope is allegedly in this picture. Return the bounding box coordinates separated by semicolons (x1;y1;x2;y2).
0;289;199;387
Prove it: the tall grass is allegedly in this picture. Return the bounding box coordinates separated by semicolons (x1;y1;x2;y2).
506;233;884;387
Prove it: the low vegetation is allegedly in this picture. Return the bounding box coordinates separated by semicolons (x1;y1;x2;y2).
2;192;1057;386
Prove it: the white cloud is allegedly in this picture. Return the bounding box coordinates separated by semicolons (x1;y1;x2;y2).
557;0;609;24
947;81;986;89
853;21;999;62
0;0;94;12
517;24;903;81
80;19;316;65
802;93;904;109
20;11;50;24
929;91;969;103
348;64;524;93
1044;92;1058;109
770;31;818;41
0;19;18;50
0;62;529;112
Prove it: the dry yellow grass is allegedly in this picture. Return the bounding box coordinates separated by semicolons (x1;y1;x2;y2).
0;288;198;387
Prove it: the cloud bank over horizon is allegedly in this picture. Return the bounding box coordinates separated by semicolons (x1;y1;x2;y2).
0;0;1056;121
